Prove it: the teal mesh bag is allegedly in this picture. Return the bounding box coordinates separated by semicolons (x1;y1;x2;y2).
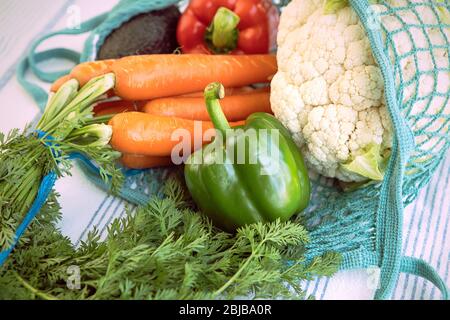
10;0;450;299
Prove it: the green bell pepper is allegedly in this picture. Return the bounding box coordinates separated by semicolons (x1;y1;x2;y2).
184;82;311;232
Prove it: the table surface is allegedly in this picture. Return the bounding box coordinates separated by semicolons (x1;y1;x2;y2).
0;0;449;300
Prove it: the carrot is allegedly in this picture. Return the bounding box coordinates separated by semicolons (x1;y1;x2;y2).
52;54;277;99
112;54;277;100
143;90;272;121
93;100;142;117
109;112;244;156
121;154;172;169
71;59;115;87
50;75;72;92
51;60;115;92
94;100;136;116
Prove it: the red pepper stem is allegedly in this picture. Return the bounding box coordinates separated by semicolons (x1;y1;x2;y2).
204;82;231;136
205;7;240;53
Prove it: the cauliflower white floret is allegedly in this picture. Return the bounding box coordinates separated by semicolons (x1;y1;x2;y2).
302;105;357;180
349;107;386;154
271;0;449;182
329;66;384;110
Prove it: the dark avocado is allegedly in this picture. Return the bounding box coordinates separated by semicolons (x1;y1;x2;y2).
98;5;181;59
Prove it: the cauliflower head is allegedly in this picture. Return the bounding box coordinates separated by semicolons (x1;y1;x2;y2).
271;0;393;182
271;0;449;182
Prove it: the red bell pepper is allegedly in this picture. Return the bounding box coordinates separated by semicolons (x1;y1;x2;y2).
177;0;279;54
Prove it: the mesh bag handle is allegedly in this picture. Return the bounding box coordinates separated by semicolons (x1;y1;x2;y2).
351;0;414;299
400;256;448;299
350;0;448;299
27;13;109;85
0;172;57;266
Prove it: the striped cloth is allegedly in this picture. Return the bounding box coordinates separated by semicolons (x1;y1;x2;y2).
0;0;448;300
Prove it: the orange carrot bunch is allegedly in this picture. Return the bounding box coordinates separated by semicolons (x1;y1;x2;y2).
52;54;277;169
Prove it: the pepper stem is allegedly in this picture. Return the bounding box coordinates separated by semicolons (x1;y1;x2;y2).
205;7;240;54
204;82;230;136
